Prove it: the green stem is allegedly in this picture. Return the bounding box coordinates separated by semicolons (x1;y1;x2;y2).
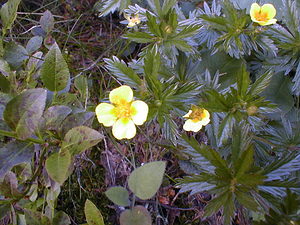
0;129;45;144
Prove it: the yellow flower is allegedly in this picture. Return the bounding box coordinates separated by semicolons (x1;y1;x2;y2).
95;85;148;140
183;107;210;132
124;14;141;28
250;3;277;26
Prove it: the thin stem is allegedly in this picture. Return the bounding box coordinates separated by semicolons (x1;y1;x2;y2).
0;129;44;144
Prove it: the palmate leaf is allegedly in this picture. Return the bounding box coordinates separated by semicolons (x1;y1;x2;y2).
104;56;141;87
248;71;273;96
95;0;130;17
262;152;300;181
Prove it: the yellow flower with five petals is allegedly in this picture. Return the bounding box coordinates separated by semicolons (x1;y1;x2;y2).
250;3;277;26
183;106;210;132
95;85;148;140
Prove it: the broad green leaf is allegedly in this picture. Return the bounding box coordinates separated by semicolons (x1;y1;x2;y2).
262;72;294;113
128;161;166;200
120;206;152;225
45;150;71;185
3;88;47;139
0;0;21;35
61;126;104;156
41;43;70;92
0;171;22;198
40;10;54;33
59;112;94;137
0;202;10;220
3;42;28;69
26;36;43;54
105;186;130;206
0;74;10;93
84;199;104;225
52;211;71;225
0;142;33;179
43;105;72;131
24;209;51;225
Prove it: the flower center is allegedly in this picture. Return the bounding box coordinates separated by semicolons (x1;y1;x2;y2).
113;100;135;119
255;10;269;21
190;109;205;122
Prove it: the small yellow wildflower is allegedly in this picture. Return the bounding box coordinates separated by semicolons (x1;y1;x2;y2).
183;107;210;132
250;3;277;26
124;14;141;28
95;85;148;140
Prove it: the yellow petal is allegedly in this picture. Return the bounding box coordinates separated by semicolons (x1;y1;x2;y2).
250;3;261;20
130;100;148;125
200;109;210;126
183;110;192;118
109;85;133;105
183;119;203;132
261;4;276;19
112;118;136;140
127;22;136;28
261;18;277;26
95;103;117;127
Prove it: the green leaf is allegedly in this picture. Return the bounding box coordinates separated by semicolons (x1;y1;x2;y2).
84;199;104;225
105;186;130;206
262;72;294;113
146;12;162;37
120;206;152;225
45;150;71;185
43;105;72;131
3;42;28;69
248;71;273;96
3;88;47;139
236;63;249;97
0;171;21;198
40;10;54;33
24;209;51;225
235;147;254;178
0;142;34;179
128;161;166;200
204;192;229;218
61;126;104;156
26;36;43;54
104;56;141;87
235;191;259;211
59;112;95;137
0;74;10;93
173;25;201;39
41;43;70;92
74;75;88;102
97;0;121;17
123;32;154;43
217;114;234;146
0;0;21;35
52;211;71;225
161;0;177;14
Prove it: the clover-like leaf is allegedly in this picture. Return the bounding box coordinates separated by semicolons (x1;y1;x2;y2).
128;161;166;200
